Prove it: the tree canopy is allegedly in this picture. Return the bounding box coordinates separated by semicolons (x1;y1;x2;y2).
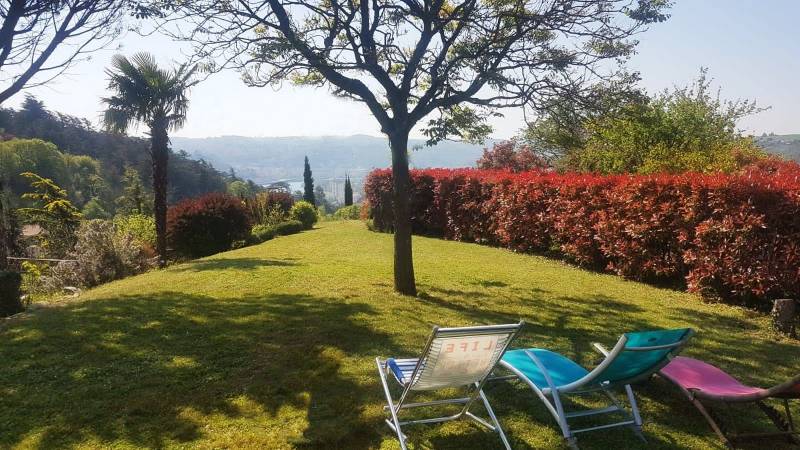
531;70;768;173
0;0;130;104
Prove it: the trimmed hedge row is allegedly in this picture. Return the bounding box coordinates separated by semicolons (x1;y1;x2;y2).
364;160;800;308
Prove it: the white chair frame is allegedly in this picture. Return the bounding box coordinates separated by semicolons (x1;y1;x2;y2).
376;322;523;450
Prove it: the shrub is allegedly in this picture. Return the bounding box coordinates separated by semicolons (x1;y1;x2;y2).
47;219;155;288
274;220;303;236
364;162;800;308
244;191;294;226
167;193;252;258
114;214;157;247
0;270;23;317
290;201;318;229
333;205;361;220
252;224;277;242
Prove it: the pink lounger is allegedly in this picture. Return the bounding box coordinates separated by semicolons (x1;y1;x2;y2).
660;356;800;448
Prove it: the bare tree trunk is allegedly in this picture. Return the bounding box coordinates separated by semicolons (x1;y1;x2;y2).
389;132;417;296
151;121;170;268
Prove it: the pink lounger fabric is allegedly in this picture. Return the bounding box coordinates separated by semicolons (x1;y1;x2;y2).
660;356;766;398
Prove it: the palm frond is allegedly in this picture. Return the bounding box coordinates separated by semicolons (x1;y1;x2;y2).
102;52;198;134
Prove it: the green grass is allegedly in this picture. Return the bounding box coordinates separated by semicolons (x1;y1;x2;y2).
1;221;797;449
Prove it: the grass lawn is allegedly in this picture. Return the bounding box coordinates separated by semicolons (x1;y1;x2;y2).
1;221;798;449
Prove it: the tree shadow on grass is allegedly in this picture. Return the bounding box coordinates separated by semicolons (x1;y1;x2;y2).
0;291;393;449
170;257;301;272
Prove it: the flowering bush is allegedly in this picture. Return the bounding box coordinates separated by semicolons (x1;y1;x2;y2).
167;193;252;258
364;162;800;308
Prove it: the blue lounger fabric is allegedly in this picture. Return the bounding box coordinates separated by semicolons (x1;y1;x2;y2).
501;349;588;389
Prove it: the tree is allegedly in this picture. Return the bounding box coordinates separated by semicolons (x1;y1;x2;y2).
102;53;198;266
558;70;767;173
476;141;549;172
0;0;130;104
344;175;353;207
303;156;315;206
81;197;111;219
227;180;252;199
0;181;19;270
168;0;670;295
17;172;81;257
116;167;150;215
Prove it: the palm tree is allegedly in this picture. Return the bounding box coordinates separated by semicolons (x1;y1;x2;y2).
102;53;197;267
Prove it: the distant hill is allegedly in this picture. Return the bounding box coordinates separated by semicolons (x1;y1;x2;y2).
171;135;491;186
755;134;800;161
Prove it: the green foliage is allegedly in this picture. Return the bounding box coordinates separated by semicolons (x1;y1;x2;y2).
303;156;315;205
274;220;303;236
227;180;253;199
423;105;494;146
344;175;353;206
102;53;198;134
333;205;360;220
114;214;157;247
81;198;111;220
116;167;150;215
0;138;105;208
17;172;81;257
0;99;233;207
290;201;318;230
251;224;277;242
556;70;767;174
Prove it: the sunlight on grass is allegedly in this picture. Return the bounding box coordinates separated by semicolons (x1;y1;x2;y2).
0;221;797;449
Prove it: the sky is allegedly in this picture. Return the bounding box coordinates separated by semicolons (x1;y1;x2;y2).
8;0;800;139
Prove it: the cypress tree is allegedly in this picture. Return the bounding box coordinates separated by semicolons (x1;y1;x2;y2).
344;175;353;206
303;156;315;205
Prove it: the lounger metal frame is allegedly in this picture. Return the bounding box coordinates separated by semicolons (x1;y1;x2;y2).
497;330;694;449
376;323;523;450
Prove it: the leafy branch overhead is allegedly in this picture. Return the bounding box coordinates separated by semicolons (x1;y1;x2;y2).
159;0;670;141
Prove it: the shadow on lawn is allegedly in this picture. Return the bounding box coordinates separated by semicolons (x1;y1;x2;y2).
0;291;392;449
171;257;301;272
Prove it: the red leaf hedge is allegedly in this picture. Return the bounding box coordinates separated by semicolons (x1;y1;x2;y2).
167;193;252;258
364;160;800;308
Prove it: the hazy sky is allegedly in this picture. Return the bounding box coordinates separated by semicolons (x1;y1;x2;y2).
8;0;800;139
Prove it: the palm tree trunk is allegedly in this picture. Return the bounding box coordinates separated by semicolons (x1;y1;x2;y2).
150;120;169;267
389;132;417;296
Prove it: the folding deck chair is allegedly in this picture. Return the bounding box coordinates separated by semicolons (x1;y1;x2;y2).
660;356;800;448
495;328;693;449
376;322;523;450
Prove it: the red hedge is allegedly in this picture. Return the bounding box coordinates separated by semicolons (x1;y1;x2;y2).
167;193;252;258
364;161;800;308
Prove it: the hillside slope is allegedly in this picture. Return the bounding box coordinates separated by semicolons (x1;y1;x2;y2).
755;134;800;161
1;221;796;449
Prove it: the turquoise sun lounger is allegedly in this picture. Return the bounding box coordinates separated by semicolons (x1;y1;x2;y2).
496;328;694;449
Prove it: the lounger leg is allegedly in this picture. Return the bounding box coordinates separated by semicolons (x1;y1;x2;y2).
757;399;800;445
624;385;647;442
375;358;408;450
785;399;800;445
691;398;733;449
477;387;512;450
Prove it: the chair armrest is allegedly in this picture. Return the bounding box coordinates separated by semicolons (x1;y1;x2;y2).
592;342;610;356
